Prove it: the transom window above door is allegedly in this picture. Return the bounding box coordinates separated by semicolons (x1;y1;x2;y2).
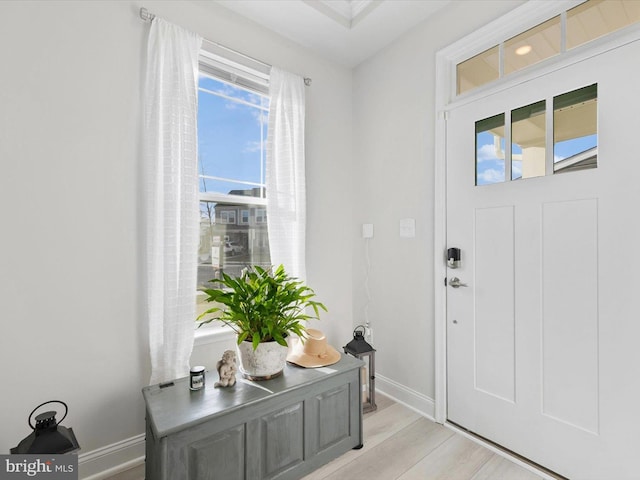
476;84;597;186
457;0;640;95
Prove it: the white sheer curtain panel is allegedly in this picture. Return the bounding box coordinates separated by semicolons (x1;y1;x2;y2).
266;67;307;280
143;18;202;385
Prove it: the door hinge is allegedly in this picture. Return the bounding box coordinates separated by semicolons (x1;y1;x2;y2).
444;277;447;286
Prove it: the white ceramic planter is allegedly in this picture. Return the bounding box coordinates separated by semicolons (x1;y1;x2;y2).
237;339;289;380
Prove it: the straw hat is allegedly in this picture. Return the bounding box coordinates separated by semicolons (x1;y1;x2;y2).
286;328;341;368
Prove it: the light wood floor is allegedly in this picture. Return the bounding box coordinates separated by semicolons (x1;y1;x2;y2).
105;394;543;480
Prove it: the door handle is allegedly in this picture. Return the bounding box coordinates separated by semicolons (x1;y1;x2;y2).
448;277;468;288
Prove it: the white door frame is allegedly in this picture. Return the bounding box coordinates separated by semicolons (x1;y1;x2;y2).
433;0;640;424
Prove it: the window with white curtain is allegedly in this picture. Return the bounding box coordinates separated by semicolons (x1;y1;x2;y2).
196;50;271;323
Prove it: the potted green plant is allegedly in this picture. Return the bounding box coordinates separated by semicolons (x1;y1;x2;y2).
196;264;327;380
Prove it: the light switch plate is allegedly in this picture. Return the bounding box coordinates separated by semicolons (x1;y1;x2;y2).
399;218;415;238
362;223;374;239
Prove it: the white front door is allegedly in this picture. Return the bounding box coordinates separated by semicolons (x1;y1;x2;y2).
446;39;640;479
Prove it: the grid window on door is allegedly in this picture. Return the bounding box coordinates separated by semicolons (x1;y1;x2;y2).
475;84;597;186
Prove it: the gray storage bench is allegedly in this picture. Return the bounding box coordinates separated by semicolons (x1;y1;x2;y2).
142;353;364;479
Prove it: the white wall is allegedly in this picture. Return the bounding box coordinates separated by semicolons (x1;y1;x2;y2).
351;0;524;412
0;0;353;475
0;0;533;474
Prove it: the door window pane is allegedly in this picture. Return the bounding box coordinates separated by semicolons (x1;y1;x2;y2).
567;0;640;50
504;16;561;75
476;114;505;186
512;101;546;180
455;2;640;96
457;46;500;95
554;84;597;174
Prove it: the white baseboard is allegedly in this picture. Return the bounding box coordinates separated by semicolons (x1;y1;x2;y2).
376;374;436;421
78;433;145;480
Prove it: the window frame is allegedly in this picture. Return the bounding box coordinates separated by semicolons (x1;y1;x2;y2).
474;84;597;186
255;208;267;224
451;1;578;98
195;48;271;342
219;210;237;225
239;209;250;225
447;0;640;103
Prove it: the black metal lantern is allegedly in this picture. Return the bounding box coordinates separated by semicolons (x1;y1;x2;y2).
11;400;80;454
344;326;376;413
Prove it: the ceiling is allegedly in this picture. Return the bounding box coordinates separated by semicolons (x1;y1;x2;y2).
214;0;452;67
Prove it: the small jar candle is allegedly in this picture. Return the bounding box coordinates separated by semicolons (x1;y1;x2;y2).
190;366;205;391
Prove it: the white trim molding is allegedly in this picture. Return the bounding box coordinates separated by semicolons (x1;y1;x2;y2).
376;374;435;421
193;324;236;347
78;434;144;480
436;0;582;107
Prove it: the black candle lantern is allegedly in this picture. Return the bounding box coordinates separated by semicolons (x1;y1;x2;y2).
344;326;377;413
11;400;80;454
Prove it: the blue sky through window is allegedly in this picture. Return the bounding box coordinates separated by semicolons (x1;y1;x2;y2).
198;75;269;196
476;131;505;185
476;131;597;185
554;134;596;160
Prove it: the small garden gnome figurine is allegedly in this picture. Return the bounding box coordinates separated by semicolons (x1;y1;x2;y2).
214;350;237;387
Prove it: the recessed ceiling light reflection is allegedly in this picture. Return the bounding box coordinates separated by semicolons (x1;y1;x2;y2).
515;45;532;56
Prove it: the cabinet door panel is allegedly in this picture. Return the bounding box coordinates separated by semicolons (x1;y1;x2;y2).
187;424;245;480
317;384;350;451
261;402;304;478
